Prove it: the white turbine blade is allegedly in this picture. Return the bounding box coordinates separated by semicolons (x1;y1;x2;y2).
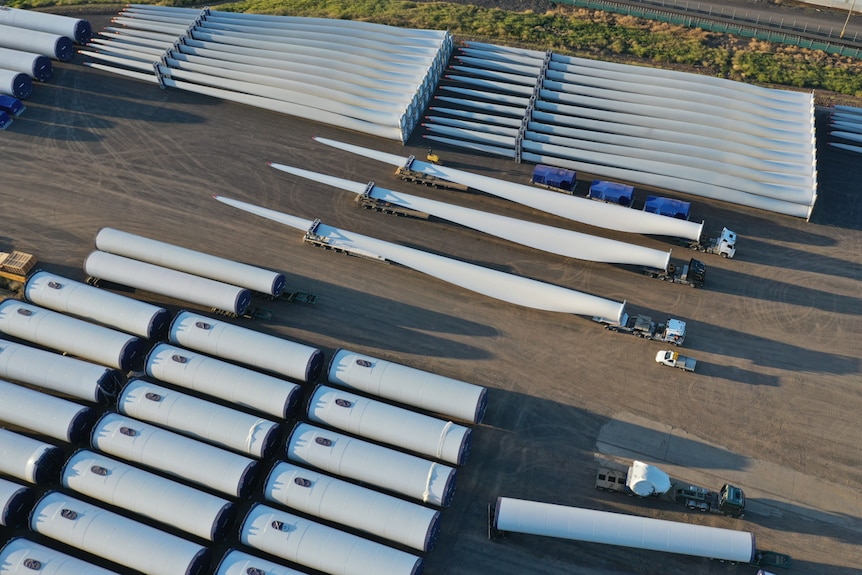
213;196;314;231
214;196;624;321
312;137;705;241
268;163;671;269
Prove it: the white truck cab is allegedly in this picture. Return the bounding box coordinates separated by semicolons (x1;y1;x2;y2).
714;227;736;258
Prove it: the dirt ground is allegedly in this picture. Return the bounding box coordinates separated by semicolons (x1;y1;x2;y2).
1;9;861;575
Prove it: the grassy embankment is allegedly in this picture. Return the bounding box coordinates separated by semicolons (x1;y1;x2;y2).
11;0;862;99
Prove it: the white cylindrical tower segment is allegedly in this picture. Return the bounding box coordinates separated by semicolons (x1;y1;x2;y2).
118;378;280;458
169;310;324;383
492;497;756;563
328;348;487;423
0;46;53;81
29;491;210;575
0;478;34;528
265;461;441;552
90;412;260;498
215;549;309;575
0;429;62;484
0;338;122;404
84;251;252;316
26;271;173;340
0;24;75;61
0;538;122;575
240;503;423;575
62;449;234;541
0;300;148;371
307;384;472;466
0;68;30;100
0;379;95;443
95;227;286;296
145;342;302;419
0;7;92;43
287;422;457;508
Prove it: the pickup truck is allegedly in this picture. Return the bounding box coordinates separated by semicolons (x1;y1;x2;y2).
655;350;696;372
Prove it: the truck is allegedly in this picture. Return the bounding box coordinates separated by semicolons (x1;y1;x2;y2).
643;257;705;288
595;460;745;518
593;312;686;346
642;197;737;259
681;227;737;259
394;155;468;192
753;554;792;570
655;350;697;371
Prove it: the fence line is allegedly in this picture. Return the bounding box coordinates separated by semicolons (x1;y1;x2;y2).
555;0;862;58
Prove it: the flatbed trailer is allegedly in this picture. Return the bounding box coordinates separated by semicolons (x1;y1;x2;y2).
594;313;686;346
356;181;430;219
395;156;468;192
753;551;792;569
303;219;387;262
595;461;744;518
642;257;705;288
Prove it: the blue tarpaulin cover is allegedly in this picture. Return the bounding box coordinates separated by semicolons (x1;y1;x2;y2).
643;196;691;220
531;165;577;192
589;180;634;206
0;110;11;131
0;95;24;117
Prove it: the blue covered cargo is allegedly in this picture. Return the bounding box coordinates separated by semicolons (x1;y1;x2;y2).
0;110;11;131
643;196;691;220
588;180;634;206
531;164;577;193
0;94;24;116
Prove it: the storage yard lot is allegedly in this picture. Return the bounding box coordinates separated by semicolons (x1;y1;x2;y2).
2;18;861;574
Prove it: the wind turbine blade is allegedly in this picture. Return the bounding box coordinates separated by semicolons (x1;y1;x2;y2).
268;163;671;270
213;196;625;321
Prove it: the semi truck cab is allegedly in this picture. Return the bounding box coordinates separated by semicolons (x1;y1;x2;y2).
713;227;736;258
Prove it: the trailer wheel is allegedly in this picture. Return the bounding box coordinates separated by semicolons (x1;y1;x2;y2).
688;282;697;288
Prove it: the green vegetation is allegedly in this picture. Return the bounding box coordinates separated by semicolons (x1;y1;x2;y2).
13;0;862;97
8;0;124;9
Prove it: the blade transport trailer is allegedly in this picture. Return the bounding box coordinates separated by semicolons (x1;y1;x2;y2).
680;227;737;258
642;257;706;288
355;181;430;220
595;460;743;517
395;155;468;192
488;497;792;569
593;313;687;346
529;168;737;259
